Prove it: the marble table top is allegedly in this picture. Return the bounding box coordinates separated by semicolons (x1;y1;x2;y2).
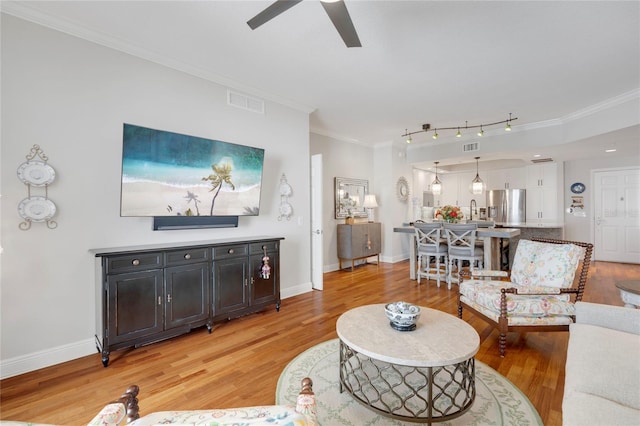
336;304;480;367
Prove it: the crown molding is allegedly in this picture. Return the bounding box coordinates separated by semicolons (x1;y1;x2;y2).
0;2;316;114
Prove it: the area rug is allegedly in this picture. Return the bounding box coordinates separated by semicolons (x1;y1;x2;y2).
276;339;542;425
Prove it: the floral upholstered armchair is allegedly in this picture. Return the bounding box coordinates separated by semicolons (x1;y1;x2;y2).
85;378;316;426
458;238;593;357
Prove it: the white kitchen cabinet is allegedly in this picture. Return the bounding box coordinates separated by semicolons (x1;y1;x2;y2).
457;171;486;208
526;163;558;189
486;167;526;190
439;173;459;206
526;163;561;223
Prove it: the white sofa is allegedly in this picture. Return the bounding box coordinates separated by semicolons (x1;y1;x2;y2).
563;302;640;425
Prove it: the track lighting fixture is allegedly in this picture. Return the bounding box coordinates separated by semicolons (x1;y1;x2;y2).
431;161;442;195
402;113;518;141
405;129;412;144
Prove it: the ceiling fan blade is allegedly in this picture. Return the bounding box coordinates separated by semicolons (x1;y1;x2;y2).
320;0;361;47
247;0;303;30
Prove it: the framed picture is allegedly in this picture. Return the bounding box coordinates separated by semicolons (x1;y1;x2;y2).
334;177;368;218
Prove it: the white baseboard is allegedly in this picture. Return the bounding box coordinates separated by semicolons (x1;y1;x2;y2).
0;338;96;380
281;281;313;299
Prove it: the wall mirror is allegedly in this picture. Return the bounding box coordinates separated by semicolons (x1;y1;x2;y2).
334;177;369;218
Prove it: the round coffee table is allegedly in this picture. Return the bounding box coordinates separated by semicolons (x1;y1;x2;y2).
336;304;480;424
616;280;640;308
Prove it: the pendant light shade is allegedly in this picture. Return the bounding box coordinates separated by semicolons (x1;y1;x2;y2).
432;161;442;195
469;156;486;195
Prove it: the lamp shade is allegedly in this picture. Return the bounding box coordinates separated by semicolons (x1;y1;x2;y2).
363;194;378;208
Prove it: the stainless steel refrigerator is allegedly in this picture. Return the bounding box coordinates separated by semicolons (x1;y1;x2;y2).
487;189;526;224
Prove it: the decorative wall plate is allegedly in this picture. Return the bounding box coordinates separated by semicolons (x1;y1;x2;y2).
570;182;586;194
279;202;293;219
18;196;57;222
396;177;410;201
17;161;56;186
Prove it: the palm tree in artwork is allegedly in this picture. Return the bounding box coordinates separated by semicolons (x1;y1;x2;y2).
184;191;201;216
202;158;235;215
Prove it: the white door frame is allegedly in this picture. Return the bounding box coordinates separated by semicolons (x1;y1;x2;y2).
591;166;640;263
311;154;324;290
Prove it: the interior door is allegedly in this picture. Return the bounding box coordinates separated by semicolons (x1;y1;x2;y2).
311;154;324;290
594;168;640;263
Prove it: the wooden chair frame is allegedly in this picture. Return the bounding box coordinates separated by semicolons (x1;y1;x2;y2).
458;237;594;357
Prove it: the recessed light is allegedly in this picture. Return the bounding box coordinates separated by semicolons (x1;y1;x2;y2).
605;149;617;153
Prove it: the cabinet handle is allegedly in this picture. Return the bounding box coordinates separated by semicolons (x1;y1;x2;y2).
167;294;172;303
158;296;161;305
184;253;191;260
251;277;255;285
132;259;140;266
228;248;234;254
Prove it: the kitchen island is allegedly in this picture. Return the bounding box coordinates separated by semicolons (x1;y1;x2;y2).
394;223;521;280
492;222;564;264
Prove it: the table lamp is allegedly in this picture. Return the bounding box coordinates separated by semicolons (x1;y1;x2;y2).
363;194;378;222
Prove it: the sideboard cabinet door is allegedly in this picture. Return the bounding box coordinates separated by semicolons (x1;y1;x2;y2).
249;241;281;310
213;256;249;318
107;269;164;345
165;262;210;329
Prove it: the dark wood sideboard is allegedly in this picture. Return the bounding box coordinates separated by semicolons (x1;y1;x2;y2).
92;236;283;367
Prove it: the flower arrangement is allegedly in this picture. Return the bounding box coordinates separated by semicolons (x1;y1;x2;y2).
436;205;464;223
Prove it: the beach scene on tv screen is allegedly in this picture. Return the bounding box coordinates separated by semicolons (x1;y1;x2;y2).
121;124;264;217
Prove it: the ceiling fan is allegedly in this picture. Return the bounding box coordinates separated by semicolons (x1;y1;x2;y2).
247;0;362;48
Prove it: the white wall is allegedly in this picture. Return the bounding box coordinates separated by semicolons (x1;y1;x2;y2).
563;157;640;242
309;133;374;271
1;15;312;377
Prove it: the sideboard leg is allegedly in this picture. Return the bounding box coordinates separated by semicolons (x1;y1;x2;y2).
101;351;110;368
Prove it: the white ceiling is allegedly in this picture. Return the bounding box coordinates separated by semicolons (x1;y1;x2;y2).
2;0;639;166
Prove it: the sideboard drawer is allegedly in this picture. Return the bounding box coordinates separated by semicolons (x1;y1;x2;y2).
165;247;209;266
106;252;163;274
212;244;248;259
250;241;279;254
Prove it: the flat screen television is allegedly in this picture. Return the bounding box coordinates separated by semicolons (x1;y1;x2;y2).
120;124;265;220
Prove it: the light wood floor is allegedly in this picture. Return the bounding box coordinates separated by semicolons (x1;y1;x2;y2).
1;260;638;425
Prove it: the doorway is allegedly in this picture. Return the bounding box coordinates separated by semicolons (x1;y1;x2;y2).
311;154;324;289
593;167;640;263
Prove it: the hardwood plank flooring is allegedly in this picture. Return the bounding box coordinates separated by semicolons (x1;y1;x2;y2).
1;260;638;425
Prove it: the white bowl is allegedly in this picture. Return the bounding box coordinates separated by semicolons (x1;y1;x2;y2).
384;302;421;329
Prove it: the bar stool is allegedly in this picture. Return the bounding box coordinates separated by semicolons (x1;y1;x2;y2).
444;223;484;287
414;223;448;287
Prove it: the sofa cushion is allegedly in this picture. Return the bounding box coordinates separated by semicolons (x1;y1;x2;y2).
459;280;573;317
128;405;315;426
562;391;640;426
510;240;583;288
87;402;126;426
565;323;640;410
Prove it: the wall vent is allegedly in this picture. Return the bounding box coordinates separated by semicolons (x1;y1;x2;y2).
227;90;265;114
463;142;479;152
531;157;554;163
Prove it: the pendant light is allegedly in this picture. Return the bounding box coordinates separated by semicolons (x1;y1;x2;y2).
469;156;486;195
432;161;442;195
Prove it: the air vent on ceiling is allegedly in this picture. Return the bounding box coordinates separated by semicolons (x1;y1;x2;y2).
227;90;265;114
463;142;479;152
531;158;554;163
